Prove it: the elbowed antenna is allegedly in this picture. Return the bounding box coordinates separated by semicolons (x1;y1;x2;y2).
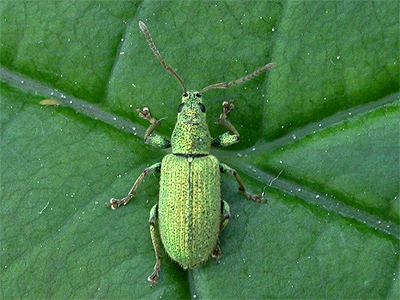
139;21;187;92
199;62;276;94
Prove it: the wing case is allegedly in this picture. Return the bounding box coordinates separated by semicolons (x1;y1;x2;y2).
159;154;221;269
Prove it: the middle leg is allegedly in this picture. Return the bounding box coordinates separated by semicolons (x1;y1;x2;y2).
212;200;231;260
109;162;161;209
220;163;265;203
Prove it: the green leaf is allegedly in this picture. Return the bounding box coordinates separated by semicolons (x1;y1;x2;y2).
1;1;399;299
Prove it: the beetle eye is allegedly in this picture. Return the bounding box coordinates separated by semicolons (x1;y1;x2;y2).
195;93;202;98
183;92;189;97
198;103;206;113
178;103;184;113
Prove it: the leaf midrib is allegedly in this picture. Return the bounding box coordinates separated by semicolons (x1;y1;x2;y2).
1;66;398;240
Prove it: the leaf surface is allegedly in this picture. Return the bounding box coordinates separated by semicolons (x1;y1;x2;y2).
1;1;399;299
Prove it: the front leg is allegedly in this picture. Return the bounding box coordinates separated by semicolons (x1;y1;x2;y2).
220;163;265;203
109;162;161;209
212;101;240;147
137;107;171;149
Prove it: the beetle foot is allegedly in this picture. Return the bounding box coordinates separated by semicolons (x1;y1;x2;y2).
249;194;265;203
137;107;162;128
147;270;160;286
137;107;152;121
108;197;130;210
241;189;265;203
211;244;223;261
222;101;235;117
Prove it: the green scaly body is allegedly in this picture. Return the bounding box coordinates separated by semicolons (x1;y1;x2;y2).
159;154;221;268
158;91;221;268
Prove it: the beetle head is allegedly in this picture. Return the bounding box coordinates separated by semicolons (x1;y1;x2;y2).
169;90;212;155
177;91;206;126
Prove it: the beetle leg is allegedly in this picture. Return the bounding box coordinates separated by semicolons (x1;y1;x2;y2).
108;162;161;209
220;200;231;232
137;107;171;149
212;101;240;147
148;204;162;286
219;163;265;203
212;200;231;260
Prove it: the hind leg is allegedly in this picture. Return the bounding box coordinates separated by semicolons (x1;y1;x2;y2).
148;204;162;286
212;200;231;260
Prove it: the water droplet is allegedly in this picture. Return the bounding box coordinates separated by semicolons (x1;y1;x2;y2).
120;51;125;55
271;28;275;32
336;56;341;59
279;160;283;164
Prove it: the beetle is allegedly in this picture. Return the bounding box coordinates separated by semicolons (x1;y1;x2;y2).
109;21;275;285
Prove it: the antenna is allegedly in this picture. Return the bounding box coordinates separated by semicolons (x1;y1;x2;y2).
139;21;187;92
199;63;276;94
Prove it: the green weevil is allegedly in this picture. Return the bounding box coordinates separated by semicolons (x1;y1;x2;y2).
109;21;275;285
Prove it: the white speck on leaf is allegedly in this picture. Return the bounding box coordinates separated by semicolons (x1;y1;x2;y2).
39;201;50;214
